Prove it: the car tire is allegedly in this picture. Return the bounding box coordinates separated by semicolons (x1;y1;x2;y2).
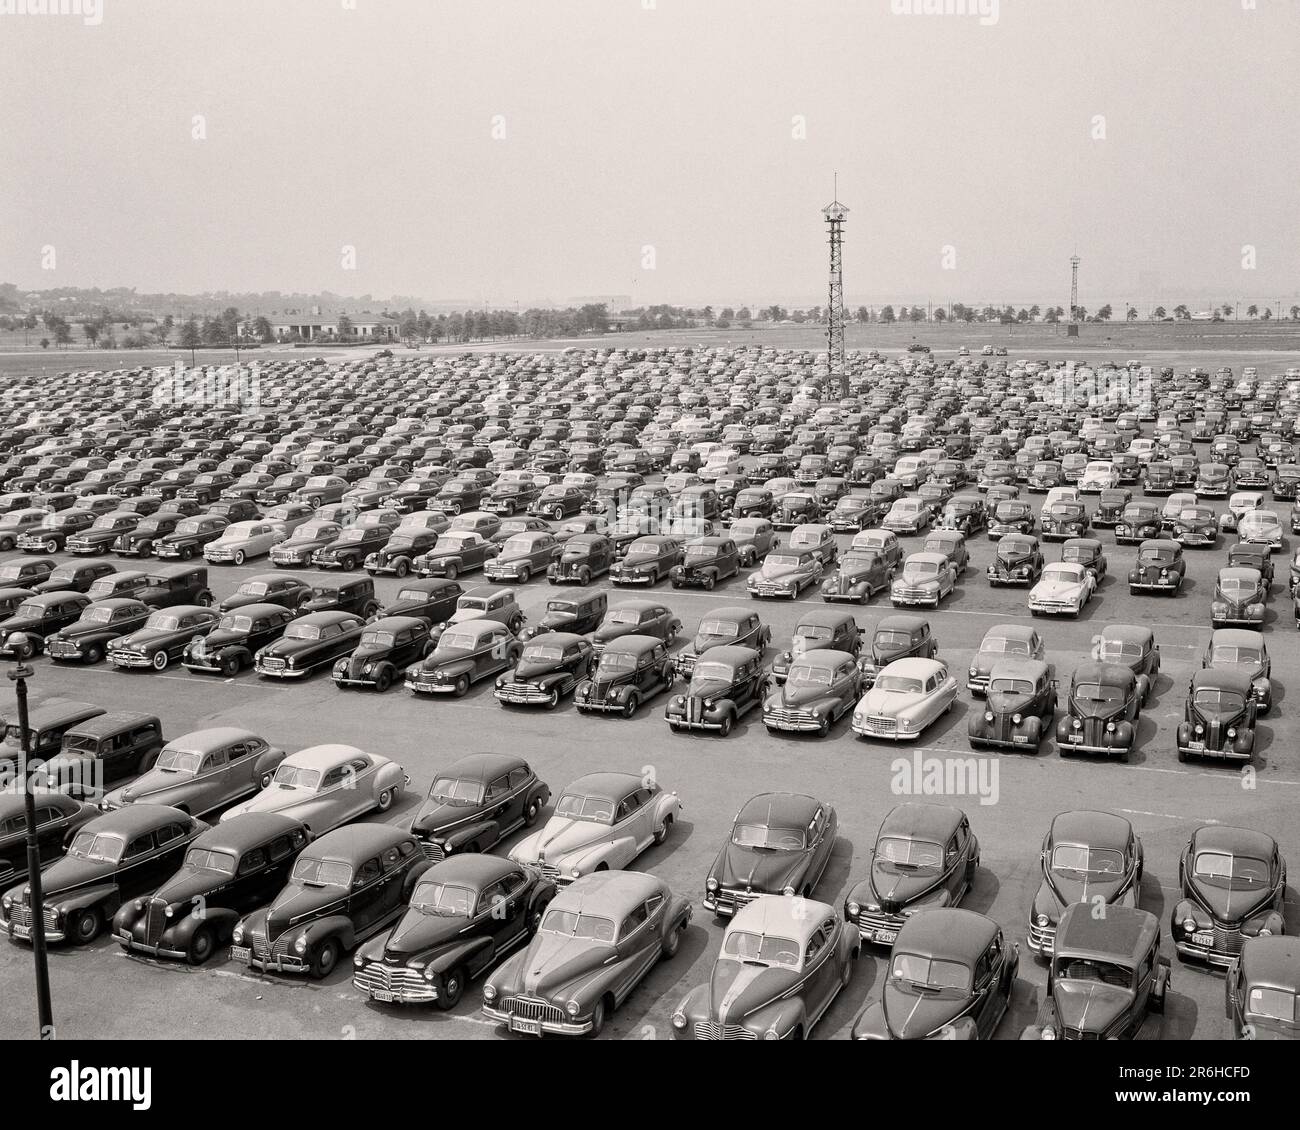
374;666;394;693
453;674;470;698
181;546;195;560
151;651;169;672
508;614;523;634
718;711;734;737
341;555;357;571
232;550;246;567
72;908;102;945
45;538;59;555
551;506;564;521
444;563;458;581
436;966;466;1011
524;798;542;826
518;566;530;584
662;921;683;958
0;539;10;552
544;687;559;710
187;926;215;965
393;558;410;578
587;998;608;1039
83;644;103;665
311;939;340;979
578;567;591;586
221;655;240;677
653;815;673;845
622;693;639;719
377;786;397;811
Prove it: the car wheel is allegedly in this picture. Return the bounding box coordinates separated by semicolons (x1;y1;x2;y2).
44;538;59;555
377;786;396;812
508;614;524;634
436;966;466;1011
702;573;715;591
393;558;410;578
578;567;591;586
587;998;608;1039
444;563;458;581
221;655;241;677
622;692;640;719
151;651;169;672
83;644;103;665
544;686;560;710
453;674;470;698
661;921;683;958
524;798;542;826
341;555;357;571
718;711;734;737
518;566;530;584
232;549;246;566
0;539;9;552
181;545;195;560
551;506;564;521
72;908;102;945
187;926;215;965
310;939;340;979
817;714;831;738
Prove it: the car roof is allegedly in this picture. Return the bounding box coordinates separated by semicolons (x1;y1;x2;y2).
85;803;191;837
63;710;159;736
729;893;835;946
694;644;760;666
0;789;79;819
988;658;1050;681
304;822;412;866
285;743;369;770
439;752;527;781
367;615;427;632
736;791;822;826
461;585;513;601
416;853;522;889
1049;809;1132;850
1055;903;1158;963
550;869;665;915
1190;667;1254;694
1072;661;1136;685
876;613;929;633
148;563;204;579
894;907;997;962
880;801;964;840
698;605;752;622
1210;628;1265;648
191;812;305;854
27;700;103;728
882;656;945;677
1101;624;1152;644
1239;936;1300;990
297;610;363;625
165;727;264;752
564;771;645;801
1190;824;1277;858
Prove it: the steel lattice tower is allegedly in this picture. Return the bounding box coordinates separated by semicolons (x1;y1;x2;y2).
823;190;849;397
1069;255;1081;323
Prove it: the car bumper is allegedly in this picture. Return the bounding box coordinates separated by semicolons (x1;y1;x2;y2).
969;730;1039;750
254;661;309;678
1172;935;1238;968
6;921;65;943
353;970;440;1004
107;651;154;668
610;573;656;585
1128;581;1177;592
748;584;797;598
406;677;459;694
1177;738;1251;762
482;1005;592;1037
1029;600;1079;616
115;929;187;960
1026;921;1057;954
891;589;940;607
229;945;310;974
46;640;87;660
494;683;555;705
762;709;825;732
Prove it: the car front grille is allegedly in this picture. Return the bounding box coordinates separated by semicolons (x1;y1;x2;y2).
713;887;760;913
145;899;167;947
693;1021;758;1041
259;657;285;671
416;840;445;862
1213;924;1244;955
8;904;57;931
354;963;428;996
502;996;566;1025
857;909;905;933
858;714;897;736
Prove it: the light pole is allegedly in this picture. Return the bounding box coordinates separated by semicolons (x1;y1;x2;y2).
9;662;54;1038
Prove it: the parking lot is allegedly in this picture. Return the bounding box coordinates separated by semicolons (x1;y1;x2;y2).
1;368;1296;1041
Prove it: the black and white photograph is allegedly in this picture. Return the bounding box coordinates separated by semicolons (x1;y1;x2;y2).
1;0;1298;1084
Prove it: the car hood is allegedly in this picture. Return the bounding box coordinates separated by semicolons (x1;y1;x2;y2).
265;884;341;942
860;688;923;715
110;767;196;803
899;569;939;586
410;799;484;836
1052;981;1133;1035
759;561;803;579
716;844;806;891
986;687;1035;714
708;959;795;1025
513;656;565;680
21;854;116;900
882;983;969;1039
995;551;1031;566
1070;696;1127;721
1044;869;1128;909
519;931;607;997
869;861;944;907
381;907;465;958
781;682;837;708
1189;879;1273;923
527;818;601;862
1031;580;1081;600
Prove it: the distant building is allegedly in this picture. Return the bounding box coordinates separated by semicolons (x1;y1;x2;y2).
243;314;400;342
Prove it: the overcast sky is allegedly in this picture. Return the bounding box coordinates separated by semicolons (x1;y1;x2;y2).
4;0;1297;308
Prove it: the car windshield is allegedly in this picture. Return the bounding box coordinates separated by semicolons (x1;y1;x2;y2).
428;776;484;805
67;831;125;863
1099;640;1144;661
297;523;337;539
841;553;879;571
980;636;1030;657
698;620;740;639
285;622;324;641
291;858;351;887
989;676;1034;696
606;608;645;625
522;644;564;663
1194;688;1246;712
905;560;940;576
1139;548;1174;565
692;661;736;684
439;630;484;652
1041;566;1079;584
155;748;202;774
398;589;433;603
876;836;943;874
875;675;924;694
541;909;615;942
1179;509;1211;522
1055;958;1134;989
1219;578;1256;595
764;555;803;569
1074;682;1125;703
553;793;615;823
334;529;367;544
500;536;535;556
1051;845;1125;877
786;663;833;688
722;930;801;968
1209;644;1260;665
240;581;271;596
626;543;659;557
272;765;321;790
410;881;474;917
360;630;395;648
81;606;117;625
1193;850;1271;889
596;650;638;675
91;514;124;529
185;848;236;875
890;953;972;997
219;614;254;633
874;631;913;649
731;822;805;850
1245;986;1299;1025
88;579;127;598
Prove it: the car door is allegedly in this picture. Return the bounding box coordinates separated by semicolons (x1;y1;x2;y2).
117;830;168;897
348;855;387;932
198;746;232;811
35;804;71;865
802;919;840;1019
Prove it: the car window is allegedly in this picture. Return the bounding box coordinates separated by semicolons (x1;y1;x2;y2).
620;903;649;938
380;846;403;871
507;767;531;790
354;858;382;887
484;775;510;803
238;847;268;876
123;833;155;859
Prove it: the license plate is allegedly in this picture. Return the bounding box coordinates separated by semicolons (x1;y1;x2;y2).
509;1015;543;1035
1069;733;1083;742
1192;931;1214;948
371;989;395;1003
230;945;251;961
873;929;898;945
1012;735;1030;744
12;923;30;939
1187;740;1205;751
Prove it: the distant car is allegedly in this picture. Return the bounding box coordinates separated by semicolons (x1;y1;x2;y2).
609;535;680;585
1128;539;1185;594
547;533;613;586
252;610;366;679
671;894;857;1041
859;614;938;688
1212;567;1266;628
1171;505;1220;548
703;792;837;914
1238;509;1283;552
590;599;680;653
509;771;680;884
1114;502;1163;545
1021;904;1169;1040
406;617;522;697
923;528;969;577
203;521;285;566
494;632;594;708
521;588;607;640
665;645;767;735
45;598;152;665
1092;488;1131;526
986;534;1043;586
820;548;893;604
230;824;429;978
1056;662;1143;760
332;615;433;692
746;549;823;599
891;551;957;608
0;791;96;890
575;633;676;717
1172;825;1286;968
364;527;445;578
1177;668;1257;763
1224;936;1300;1040
967;659;1056;751
1028;561;1096;618
1202;627;1271;714
408;753;551;861
1027;810;1143;956
221;743;407;835
0;591;92;658
852;657;958;741
844;804;979;947
763;649;862;736
106;604;219;671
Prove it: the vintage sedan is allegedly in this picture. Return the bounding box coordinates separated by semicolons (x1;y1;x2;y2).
672;894;856;1041
772;608;862;682
859;614;939;689
33;560;116;596
483;870;691;1037
1203;628;1272;714
409;753;551;861
923;528;969;578
1225;937;1300;1040
665;645;767;735
763;649;862;736
1027;810;1143;955
851;909;1018;1040
1041;500;1089;542
509;771;680;884
1195;461;1233;498
1177;668;1257;763
203;521;285;566
45;598;152;665
988;499;1036;539
1114;502;1163;545
1;805;206;945
966;623;1045;695
1092;487;1132;526
253;610;366;679
0;791;97;889
608;535;681;586
773;491;821;531
703;793;837;914
731;487;776;519
379;578;465;625
521;588;607;640
152;515;229;561
844;804;979;947
591;599;680;654
967;659;1056;751
729;517;778;566
852;657;959;741
1094;624;1160;704
1021;904;1169;1040
1231;542;1275;588
1028;561;1096;618
65;511;141;556
1211;567;1266;628
938;494;986;536
1238;509;1284;552
113;813;309;964
677;606;770;676
820;548;893;604
1171;505;1220;548
221;744;406;834
484;530;560;584
575;634;676;717
333;615;433;692
105;604;219;671
230;823;429;978
547;533;613;586
182;603;295;676
268;519;343;567
1128;539;1185;594
427;586;524;638
890;551;957;609
0;508;48;553
881;498;932;537
353;854;557;1008
406;617;522;697
312;524;393;571
1172;825;1286;968
364;527;444;578
828;492;881;533
986;533;1044;586
495;632;594;708
669;536;740;591
746;549;823;599
1056;662;1143;760
17;508;99;555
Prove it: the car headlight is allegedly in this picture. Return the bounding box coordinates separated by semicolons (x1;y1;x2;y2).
1182;915;1197;933
671;1011;687;1030
1012;713;1022;724
565;1000;581;1019
1040;1027;1056;1040
1;895;10;910
483;984;497;1003
570;868;580;879
1106;721;1116;732
232;926;244;944
1071;718;1081;729
1227;727;1237;739
983;711;994;722
1035;913;1049;927
969;666;978;677
706;878;718;892
782;886;796;897
294;936;308;955
164;905;175;919
847;901;861;917
423;966;438;982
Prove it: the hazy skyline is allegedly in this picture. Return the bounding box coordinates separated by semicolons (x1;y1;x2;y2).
5;0;1298;308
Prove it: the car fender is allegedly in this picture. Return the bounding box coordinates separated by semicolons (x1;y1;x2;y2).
748;996;809;1039
442;818;500;852
300;914;356;954
563;834;638;874
424;932;498;978
434;658;476;680
52;882;120;921
172;905;240;946
374;761;407;796
253;747;287;781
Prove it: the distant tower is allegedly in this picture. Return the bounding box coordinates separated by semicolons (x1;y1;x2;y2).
823;183;850;398
1069;254;1081;324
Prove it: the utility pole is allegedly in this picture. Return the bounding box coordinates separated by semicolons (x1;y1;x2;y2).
822;177;849;398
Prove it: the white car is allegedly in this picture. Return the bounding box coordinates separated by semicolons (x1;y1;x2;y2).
1161;492;1198;526
1028;562;1097;617
1237;509;1282;551
203;520;287;565
1220;491;1266;533
851;657;959;741
220;744;407;836
1039;486;1081;517
890;551;956;608
1078;461;1120;494
881;498;931;535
